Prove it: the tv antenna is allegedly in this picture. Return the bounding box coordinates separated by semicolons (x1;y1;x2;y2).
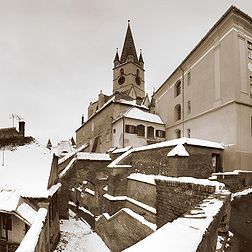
9;114;23;127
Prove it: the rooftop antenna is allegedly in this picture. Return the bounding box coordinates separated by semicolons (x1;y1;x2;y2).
9;114;23;127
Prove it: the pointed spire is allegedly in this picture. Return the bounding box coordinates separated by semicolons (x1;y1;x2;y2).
46;139;52;149
120;20;138;64
139;49;144;64
113;48;120;63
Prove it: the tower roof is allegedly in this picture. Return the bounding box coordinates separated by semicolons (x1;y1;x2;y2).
113;48;120;63
120;20;138;64
139;49;144;64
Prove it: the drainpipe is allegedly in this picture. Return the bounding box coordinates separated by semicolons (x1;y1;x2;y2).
122;116;125;148
179;66;185;137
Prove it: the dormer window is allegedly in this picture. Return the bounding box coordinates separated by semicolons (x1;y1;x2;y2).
175;80;181;97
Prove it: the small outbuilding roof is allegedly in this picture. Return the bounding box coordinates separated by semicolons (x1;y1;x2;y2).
115;107;164;125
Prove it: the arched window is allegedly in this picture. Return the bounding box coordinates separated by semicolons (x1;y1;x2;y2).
174;104;181;121
174;80;181;97
120;68;124;75
147;126;154;139
137;124;145;137
136;69;139;76
175;129;181;139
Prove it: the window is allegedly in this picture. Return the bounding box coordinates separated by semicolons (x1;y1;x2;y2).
156;130;166;138
120;68;124;75
0;214;12;239
174;80;181;97
175;129;181;139
187;128;191;138
250;76;252;98
174;104;181;121
147;126;154;139
136;69;139;76
137;124;145;137
125;124;136;134
248;41;252;60
187;101;191;114
187;72;191;85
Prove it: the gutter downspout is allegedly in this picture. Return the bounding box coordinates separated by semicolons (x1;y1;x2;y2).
179;66;185;137
122;116;125;148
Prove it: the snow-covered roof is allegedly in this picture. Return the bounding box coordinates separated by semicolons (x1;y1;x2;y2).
112;146;132;154
0;142;57;198
132;137;224;152
167;144;189;157
108;137;224;168
0;189;20;212
76;95;149;131
120;107;164;124
59;152;111;178
58;143;88;164
0;189;38;225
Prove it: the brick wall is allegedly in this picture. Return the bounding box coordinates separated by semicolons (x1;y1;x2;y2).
156;179;216;228
211;170;252;192
95;209;154;252
127;179;156;208
118;145;222;179
125;178;230;252
76;102;131;152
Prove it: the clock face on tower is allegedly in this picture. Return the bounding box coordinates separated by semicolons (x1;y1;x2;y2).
118;76;125;85
135;76;141;85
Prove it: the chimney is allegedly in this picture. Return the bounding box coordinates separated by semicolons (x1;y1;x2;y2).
19;121;25;137
136;97;142;106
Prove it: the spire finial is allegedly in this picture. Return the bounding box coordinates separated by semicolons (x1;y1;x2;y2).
128;19;130;24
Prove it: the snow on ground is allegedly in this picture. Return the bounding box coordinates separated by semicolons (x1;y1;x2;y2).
54;210;109;252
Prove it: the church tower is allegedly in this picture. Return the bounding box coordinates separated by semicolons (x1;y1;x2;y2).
113;21;145;99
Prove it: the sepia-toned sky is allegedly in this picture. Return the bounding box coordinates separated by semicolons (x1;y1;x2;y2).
1;0;252;145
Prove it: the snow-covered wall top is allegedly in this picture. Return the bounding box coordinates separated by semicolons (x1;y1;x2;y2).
127;173;225;191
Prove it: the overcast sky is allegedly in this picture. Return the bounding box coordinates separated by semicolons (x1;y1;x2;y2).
1;0;252;145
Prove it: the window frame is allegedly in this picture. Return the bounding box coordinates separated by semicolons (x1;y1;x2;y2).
248;41;252;60
187;100;191;114
174;80;181;97
147;126;155;139
174;104;182;121
125;124;136;134
137;124;145;137
156;130;166;138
